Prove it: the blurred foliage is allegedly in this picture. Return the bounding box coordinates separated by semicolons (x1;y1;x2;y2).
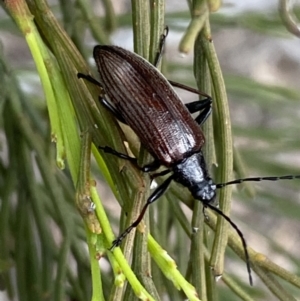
0;0;300;301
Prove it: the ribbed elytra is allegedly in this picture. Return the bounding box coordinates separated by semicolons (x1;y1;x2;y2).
78;27;300;286
93;45;205;166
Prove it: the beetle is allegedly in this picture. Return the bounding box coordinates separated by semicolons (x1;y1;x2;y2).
78;28;300;286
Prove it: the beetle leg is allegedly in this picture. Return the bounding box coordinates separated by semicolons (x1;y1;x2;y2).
77;73;102;87
167;79;213;126
150;169;171;179
140;160;161;172
98;146;137;163
185;98;212;114
100;97;127;124
168;80;212;99
98;146;162;173
195;101;211;126
110;174;174;249
194;104;212;126
153;26;169;67
185;98;212;126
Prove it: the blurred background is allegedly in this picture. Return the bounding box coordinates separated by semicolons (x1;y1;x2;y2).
0;0;300;300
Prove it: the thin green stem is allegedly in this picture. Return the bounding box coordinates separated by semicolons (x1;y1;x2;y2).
200;20;233;279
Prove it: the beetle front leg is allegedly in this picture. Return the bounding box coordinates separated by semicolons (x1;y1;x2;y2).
110;174;174;249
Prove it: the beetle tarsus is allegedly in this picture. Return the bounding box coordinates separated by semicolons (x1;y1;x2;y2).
153;26;169;67
109;226;134;250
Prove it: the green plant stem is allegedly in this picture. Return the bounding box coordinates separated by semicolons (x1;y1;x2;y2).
179;0;209;53
278;0;300;38
87;231;105;301
252;266;297;301
255;254;300;288
193;26;214;300
148;235;202;301
200;20;233;279
76;131;101;233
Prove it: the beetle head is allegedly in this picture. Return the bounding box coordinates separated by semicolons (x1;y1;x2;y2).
190;178;217;204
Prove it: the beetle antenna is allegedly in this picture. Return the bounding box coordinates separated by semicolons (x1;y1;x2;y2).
212;174;300;285
216;175;300;189
205;202;253;286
